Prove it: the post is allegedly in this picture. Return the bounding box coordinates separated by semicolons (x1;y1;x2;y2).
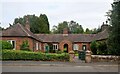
69;50;75;62
85;50;92;63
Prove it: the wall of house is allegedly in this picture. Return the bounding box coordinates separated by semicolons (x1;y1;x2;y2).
2;37;42;52
59;40;73;53
73;42;91;51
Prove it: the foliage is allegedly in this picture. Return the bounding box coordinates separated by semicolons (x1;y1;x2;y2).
0;26;4;31
57;21;68;34
2;50;69;61
97;41;108;55
0;40;13;49
56;49;63;54
51;20;101;34
91;41;108;55
90;41;97;55
107;1;120;55
52;20;84;34
69;20;84;34
85;27;101;34
13;14;50;34
20;40;30;51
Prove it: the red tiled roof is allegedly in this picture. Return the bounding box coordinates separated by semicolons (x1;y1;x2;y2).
94;29;109;41
2;23;109;43
2;23;42;41
35;34;96;43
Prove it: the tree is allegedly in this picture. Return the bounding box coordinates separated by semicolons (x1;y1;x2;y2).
20;40;30;51
13;14;50;34
0;26;4;31
51;20;84;34
97;41;107;55
69;20;84;34
51;25;58;34
57;21;68;34
39;14;50;34
85;28;91;34
90;41;97;55
107;1;120;55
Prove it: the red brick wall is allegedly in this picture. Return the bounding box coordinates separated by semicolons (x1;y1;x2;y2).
59;40;73;52
73;42;91;51
1;37;42;52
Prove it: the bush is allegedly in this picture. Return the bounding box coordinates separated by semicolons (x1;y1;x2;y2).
97;41;108;55
56;50;63;54
20;40;30;51
90;41;97;55
0;40;13;49
2;50;69;61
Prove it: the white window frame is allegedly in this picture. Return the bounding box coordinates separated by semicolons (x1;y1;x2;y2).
36;42;39;50
53;44;58;50
73;44;79;50
7;40;16;50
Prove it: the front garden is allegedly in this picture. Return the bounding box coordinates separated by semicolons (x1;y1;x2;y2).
2;49;69;61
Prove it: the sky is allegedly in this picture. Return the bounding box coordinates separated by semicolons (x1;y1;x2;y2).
0;0;113;30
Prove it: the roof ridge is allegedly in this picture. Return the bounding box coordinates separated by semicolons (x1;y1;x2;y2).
18;23;30;36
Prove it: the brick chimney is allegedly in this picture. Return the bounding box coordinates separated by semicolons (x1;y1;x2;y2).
101;21;109;31
25;16;30;31
63;28;69;36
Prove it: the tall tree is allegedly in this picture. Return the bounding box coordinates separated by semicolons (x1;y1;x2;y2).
13;14;50;34
51;20;84;34
39;14;50;34
69;20;84;34
107;1;120;55
57;21;68;34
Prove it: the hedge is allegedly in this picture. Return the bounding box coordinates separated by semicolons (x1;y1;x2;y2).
0;40;13;49
2;50;69;61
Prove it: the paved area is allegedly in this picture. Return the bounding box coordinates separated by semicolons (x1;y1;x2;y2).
2;59;119;72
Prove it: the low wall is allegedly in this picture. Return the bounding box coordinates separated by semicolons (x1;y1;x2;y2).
92;55;120;62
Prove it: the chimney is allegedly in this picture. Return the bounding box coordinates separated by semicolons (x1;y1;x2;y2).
25;16;30;31
63;28;69;36
101;22;109;31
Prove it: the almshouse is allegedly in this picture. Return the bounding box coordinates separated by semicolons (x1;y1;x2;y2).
1;19;109;53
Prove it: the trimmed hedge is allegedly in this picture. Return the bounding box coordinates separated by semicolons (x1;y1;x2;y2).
2;50;69;61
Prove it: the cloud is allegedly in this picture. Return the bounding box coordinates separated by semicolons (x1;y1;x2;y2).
1;0;113;30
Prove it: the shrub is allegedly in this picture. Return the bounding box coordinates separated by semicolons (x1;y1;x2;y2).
97;41;108;55
20;40;30;51
2;50;69;61
0;40;13;49
56;49;63;54
90;41;97;55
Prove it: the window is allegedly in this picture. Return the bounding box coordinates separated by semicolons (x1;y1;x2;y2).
7;40;16;50
53;44;58;50
82;45;87;51
73;44;79;50
39;43;41;50
36;43;38;50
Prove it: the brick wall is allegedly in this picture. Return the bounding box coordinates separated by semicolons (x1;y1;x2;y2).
59;40;73;52
1;37;42;52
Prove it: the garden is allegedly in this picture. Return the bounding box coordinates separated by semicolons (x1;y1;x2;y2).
1;40;69;61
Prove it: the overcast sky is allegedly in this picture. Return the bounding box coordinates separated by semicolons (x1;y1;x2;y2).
0;0;113;30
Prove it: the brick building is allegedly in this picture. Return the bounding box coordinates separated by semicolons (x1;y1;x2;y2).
1;21;109;53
